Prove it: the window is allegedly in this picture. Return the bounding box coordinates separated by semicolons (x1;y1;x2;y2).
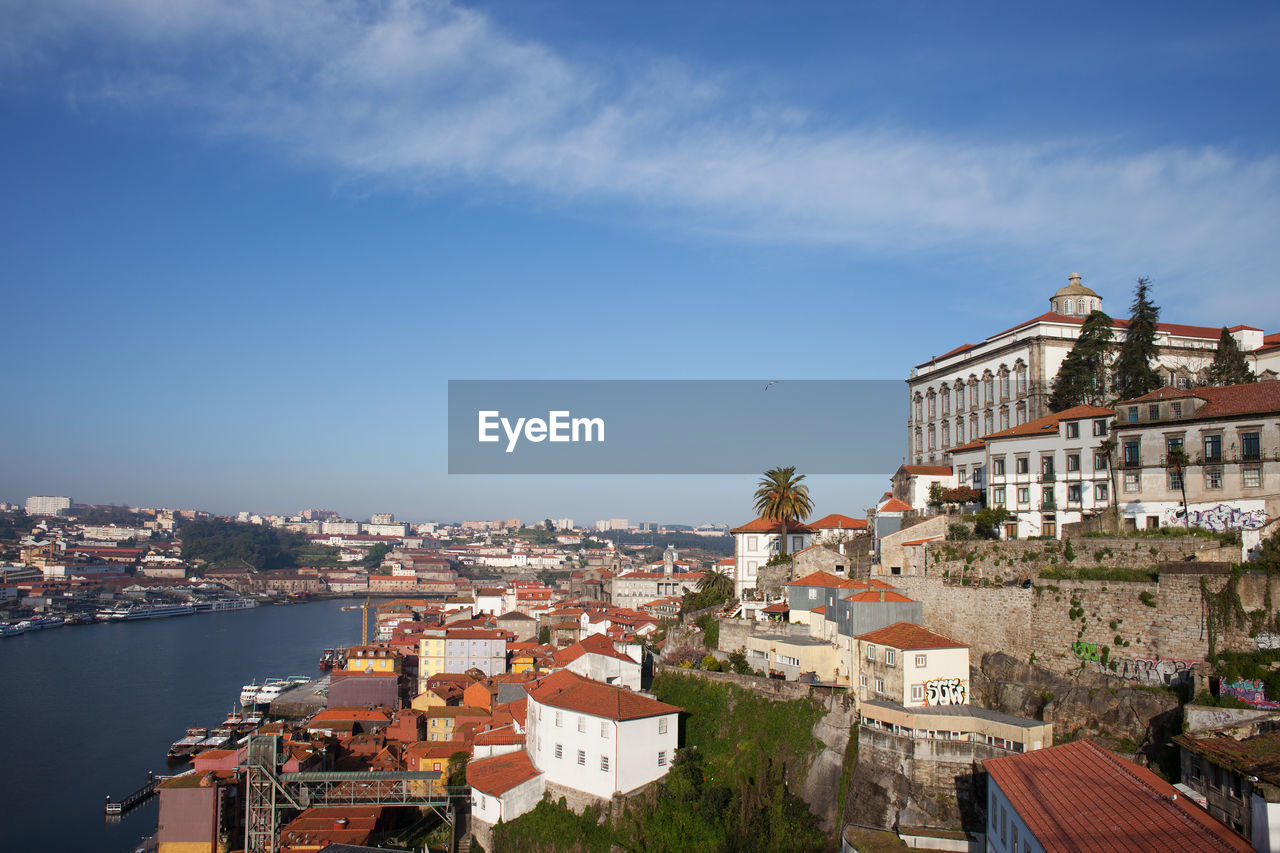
859;674;868;687
602;721;610;738
1093;418;1108;436
1016;403;1026;425
1167;469;1183;490
866;644;876;661
993;457;1005;476
1243;431;1261;461
957;466;967;484
1016;457;1029;475
941;391;950;415
1065;421;1079;439
1041;456;1055;478
747;535;757;551
956;386;965;411
928;394;936;417
992;487;1005;507
577;749;586;766
1204;434;1222;463
658;751;667;767
985;377;994;404
999;408;1009;431
985;411;994;435
914;398;922;422
601;756;609;772
555;743;563;759
659;717;668;735
885;649;896;666
1001;374;1011;399
555;711;563;727
1205;467;1223;490
1124;472;1140;492
1244;465;1262;489
1171;402;1183;418
808;588;818;600
1166;435;1183;455
1067;484;1082;503
928;426;936;451
1016;487;1029;504
1066;453;1080;472
1127;406;1139;423
1096;483;1109;502
874;678;885;694
1017;367;1027;395
578;716;586;733
911;685;924;702
916;654;927;667
956;421;965;444
1123;439;1140;466
1149;404;1160;420
914;429;922;453
1094;452;1108;470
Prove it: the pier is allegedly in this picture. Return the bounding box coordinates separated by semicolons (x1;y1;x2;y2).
104;771;162;818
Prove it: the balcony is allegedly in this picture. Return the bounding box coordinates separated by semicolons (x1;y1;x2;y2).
1039;472;1056;483
1041;499;1057;511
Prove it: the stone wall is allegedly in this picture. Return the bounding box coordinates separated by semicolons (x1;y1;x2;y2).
920;536;1238;583
879;516;950;574
891;568;1276;683
715;616;809;656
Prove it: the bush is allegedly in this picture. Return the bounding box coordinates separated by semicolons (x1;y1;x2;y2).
948;522;973;541
699;654;722;671
972;507;1012;539
727;649;753;675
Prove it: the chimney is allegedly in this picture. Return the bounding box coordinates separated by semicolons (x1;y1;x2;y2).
879;590;885;601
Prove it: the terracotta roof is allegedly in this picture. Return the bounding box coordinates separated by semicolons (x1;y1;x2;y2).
1174;728;1280;787
1118;380;1280;421
761;602;789;613
466;750;541;797
982;403;1114;441
811;605;827;615
947;439;986;453
900;537;942;547
899;465;953;476
526;670;680;721
990;311;1229;344
877;498;913;513
786;571;859;589
845;590;915;604
808;513;868;530
730;517;815;534
985;739;1253;852
915;342;979;369
552;633;638;666
855;621;965;649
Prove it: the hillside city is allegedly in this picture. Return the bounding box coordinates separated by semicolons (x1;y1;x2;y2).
7;276;1280;853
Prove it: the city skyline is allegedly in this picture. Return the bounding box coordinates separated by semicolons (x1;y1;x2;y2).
3;1;1278;521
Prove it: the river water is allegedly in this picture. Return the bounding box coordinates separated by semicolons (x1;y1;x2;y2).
0;599;362;851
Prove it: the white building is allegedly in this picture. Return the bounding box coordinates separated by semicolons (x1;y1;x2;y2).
320;520;361;535
525;669;680;800
25;496;72;517
552;634;642;690
730;517;815;600
370;513;395;525
467;750;544;827
908;273;1275;466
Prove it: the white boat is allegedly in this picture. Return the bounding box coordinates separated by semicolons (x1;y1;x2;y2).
103;602;196;621
0;623;25;637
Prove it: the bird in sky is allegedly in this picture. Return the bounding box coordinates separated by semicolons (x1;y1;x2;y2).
763;381;777;391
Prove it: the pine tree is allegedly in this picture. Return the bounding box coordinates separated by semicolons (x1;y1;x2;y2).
1207;327;1255;386
1049;310;1114;411
1111;277;1163;401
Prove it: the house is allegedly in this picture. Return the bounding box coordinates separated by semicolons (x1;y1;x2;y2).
1175;721;1280;850
609;569;704;611
808;513;870;544
856;622;969;707
907;272;1273;466
984;738;1252;853
467;750;546;851
525;669;681;800
731;517;815;600
551;633;642;690
743;633;840;683
418;628;508;688
1111;381;1280;548
890;466;956;512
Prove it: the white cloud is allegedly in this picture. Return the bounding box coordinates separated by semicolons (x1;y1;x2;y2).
5;0;1279;313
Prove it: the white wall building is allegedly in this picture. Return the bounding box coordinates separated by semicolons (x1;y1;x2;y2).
525;670;680;800
730;517;815;600
25;496;72;517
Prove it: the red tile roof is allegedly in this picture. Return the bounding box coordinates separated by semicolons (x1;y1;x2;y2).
552;633;638;666
985;739;1253;852
466;750;542;797
808;513;868;531
786;571;859;589
761;602;789;613
730;517;815;534
526;670;680;721
811;605;826;615
1119;380;1280;420
900;537;942;547
982;403;1113;441
855;621;965;649
899;465;953;476
877;498;913;513
845;590;915;604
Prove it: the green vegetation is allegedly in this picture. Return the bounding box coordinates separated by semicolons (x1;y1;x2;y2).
1048;309;1113;411
753;465;814;556
1041;566;1158;582
765;552;793;566
497;674;829;852
695;613;721;649
78;504;148;527
726;649;753;675
1208;326;1256;386
971;506;1011;540
179;519;314;571
362;542;390;569
1139;591;1156;607
1111;277;1163;400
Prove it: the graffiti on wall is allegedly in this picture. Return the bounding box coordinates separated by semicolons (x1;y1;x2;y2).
1256;633;1280;651
1162;503;1267;532
924;677;967;706
1071;642;1196;686
1221;679;1280;710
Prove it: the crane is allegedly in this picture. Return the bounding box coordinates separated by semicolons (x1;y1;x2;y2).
340;596;373;646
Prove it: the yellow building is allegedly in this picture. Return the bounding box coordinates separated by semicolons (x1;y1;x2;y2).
425;706;489;742
344;645;403;674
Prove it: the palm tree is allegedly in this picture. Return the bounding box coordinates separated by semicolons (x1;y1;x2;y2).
1166;446;1191;528
753;465;814;556
1099;437;1120;531
696;568;735;602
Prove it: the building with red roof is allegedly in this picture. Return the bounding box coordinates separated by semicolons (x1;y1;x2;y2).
907;272;1275;469
550;633;641;690
467;750;546;849
731;516;816;600
525;669;681;800
985;738;1252;853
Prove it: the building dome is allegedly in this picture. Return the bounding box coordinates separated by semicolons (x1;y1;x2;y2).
1050;273;1102;317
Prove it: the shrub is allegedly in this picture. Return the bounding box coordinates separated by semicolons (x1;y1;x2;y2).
948;522;973;541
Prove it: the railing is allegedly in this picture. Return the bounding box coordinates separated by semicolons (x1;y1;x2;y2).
1039;472;1056;483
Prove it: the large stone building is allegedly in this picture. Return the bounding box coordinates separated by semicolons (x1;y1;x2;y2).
906;273;1279;466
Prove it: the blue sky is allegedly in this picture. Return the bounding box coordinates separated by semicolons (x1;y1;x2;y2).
2;1;1278;525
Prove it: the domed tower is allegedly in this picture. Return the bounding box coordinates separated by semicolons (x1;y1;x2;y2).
1049;272;1102;317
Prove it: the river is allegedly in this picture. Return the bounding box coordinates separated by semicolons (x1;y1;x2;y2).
0;598;362;851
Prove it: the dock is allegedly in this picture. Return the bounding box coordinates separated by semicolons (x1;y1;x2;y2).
268;674;329;720
104;771;162;818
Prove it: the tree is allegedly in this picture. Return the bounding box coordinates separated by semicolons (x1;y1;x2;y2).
1111;278;1163;401
1208;327;1255;386
696;567;735;601
544;518;556;532
362;542;389;569
971;506;1011;540
1166;446;1191;529
752;466;814;556
1049;310;1114;411
446;750;470;788
538;626;551;645
1100;436;1120;528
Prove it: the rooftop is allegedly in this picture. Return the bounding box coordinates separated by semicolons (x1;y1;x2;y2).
855;621;966;650
526;669;680;721
466;749;541;797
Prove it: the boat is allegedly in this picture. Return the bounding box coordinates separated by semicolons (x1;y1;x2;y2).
102;602;196;621
168;727;209;759
0;623;25;638
32;615;65;628
319;648;337;671
191;597;259;613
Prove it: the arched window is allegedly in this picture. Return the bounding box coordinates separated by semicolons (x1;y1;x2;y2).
1016;402;1027;425
941;385;950;415
1065;299;1074;315
956;420;965;445
928;391;936;418
928;425;936;451
915;429;922;452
